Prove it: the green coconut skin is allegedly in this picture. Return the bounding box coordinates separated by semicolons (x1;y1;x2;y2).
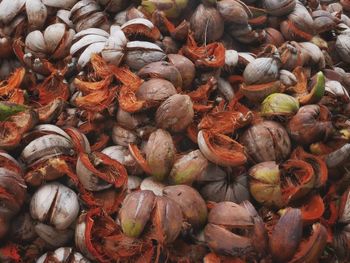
0;102;26;121
249;161;284;208
119;191;155;238
141;0;188;18
121;220;144;238
169;150;208;185
297;71;325;105
307;71;325;104
261;93;300;117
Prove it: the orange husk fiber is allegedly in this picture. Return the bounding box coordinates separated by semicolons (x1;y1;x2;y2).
288;223;327;263
64;128;89;154
73;57;115;112
78;152;127;189
83;208;118;263
188;77;216;112
75;87;117;112
248;6;267;27
95;188;127;215
300;194;325;225
283;20;313;41
91;54;143;90
182;34;225;68
24;156;76;187
290;66;324;105
89;54;148;113
85;208;155;263
74;76;113;94
90;133;110;152
199;111;253;135
321;186;339;229
199;130;247;166
0;68;26;104
8;89;25;104
112;66;147;113
204;252;245;263
192;103;214;112
0;243;20;263
280;159;315;204
77;122;109;152
0;122;22;150
186;122;199;143
104;233;154;263
122;22;161;41
152;11;189;41
105;198;174;263
228;92;263;124
228;75;244;88
291;147;328;187
0;68;25;97
118;85;148;113
69;153;127;213
128;143;152;175
36;71;70;105
55;160;106;209
291;67;308;95
89;53;112;79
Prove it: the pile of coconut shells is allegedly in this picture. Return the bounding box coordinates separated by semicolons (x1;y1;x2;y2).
2;0;350;262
